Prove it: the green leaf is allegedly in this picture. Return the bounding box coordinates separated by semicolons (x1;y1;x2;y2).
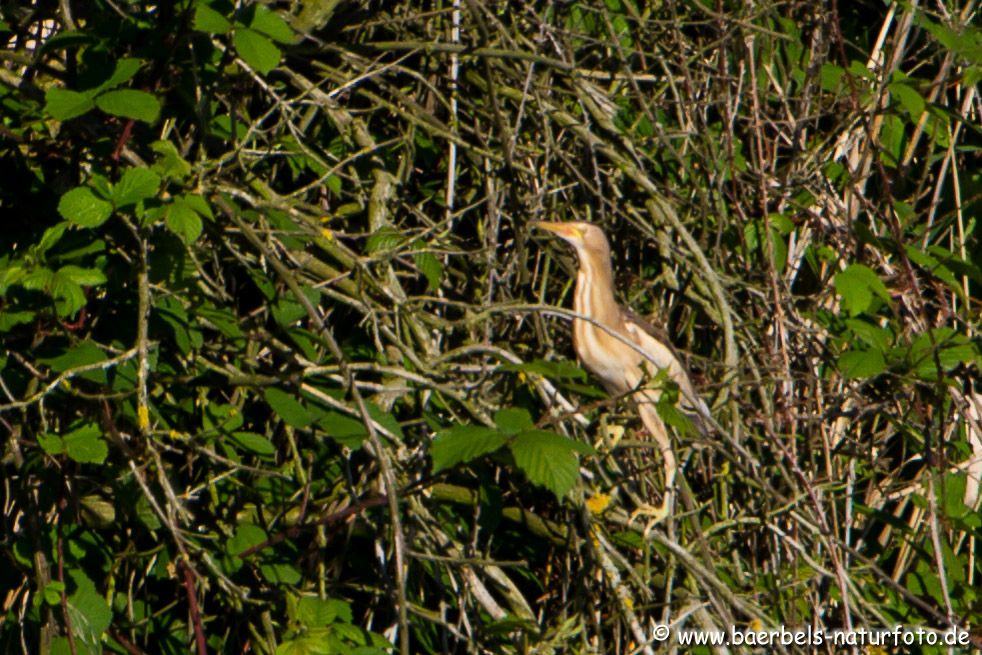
95;58;142;93
38;222;69;254
819;63;844;91
193;3;232;33
58;265;107;287
509;431;586;498
431;425;509;472
43;581;65;606
494;408;534;434
837;348;886;379
63;423;109;464
909;328;979;379
45;88;96;121
313;410;368;448
58;187;113;228
181;194;214;220
261;562;302;585
250;5;296;44
890;82;925;118
229;431;276;456
834;264;890;316
845;318;891;352
264;388;312;428
414;250;442;291
38;433;65;455
0;310;34;332
365;402;405;441
228;523;268;559
151;140;192;180
879;114;905;167
113;167;161;207
40;341;107;374
95;89;161;123
297;597;343;628
165;198;204;243
365;225;404;254
234;28;281;75
67;569;111;646
499;358;588;381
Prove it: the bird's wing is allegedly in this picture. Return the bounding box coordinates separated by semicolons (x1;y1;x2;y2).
621;310;712;428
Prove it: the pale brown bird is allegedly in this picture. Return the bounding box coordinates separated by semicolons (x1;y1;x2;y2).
534;221;710;516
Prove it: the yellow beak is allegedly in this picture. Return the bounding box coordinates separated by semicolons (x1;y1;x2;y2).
531;221;583;240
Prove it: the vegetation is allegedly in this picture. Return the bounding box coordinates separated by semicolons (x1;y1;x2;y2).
1;0;980;653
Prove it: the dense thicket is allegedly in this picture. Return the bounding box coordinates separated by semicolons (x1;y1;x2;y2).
1;1;980;653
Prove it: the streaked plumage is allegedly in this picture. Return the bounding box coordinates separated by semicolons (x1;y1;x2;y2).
534;221;710;514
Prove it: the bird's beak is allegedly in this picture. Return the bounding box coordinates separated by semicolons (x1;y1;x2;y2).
531;221;583;241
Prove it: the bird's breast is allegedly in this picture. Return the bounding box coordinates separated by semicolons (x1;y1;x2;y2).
572;317;643;394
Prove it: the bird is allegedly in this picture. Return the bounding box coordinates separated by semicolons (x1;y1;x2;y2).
533;221;711;518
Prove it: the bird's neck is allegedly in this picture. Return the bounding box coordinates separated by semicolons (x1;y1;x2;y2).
575;253;620;326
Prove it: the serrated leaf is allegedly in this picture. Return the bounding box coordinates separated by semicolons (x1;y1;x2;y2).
58;265;107;286
67;569;111;645
909;328;979;379
38;222;69;253
42;581;65;606
250;5;296;44
834;264;891;316
297;597;339;628
50;273;87;317
264;388;312;428
879;114;905;167
193;3;232;33
228;523;268;558
58;187;113;228
95;89;160;123
365;402;404;441
0;310;34;332
113;167;160;207
79;495;115;528
838;348;886;379
414;250;442;291
365;225;404;254
499;358;587;381
38;433;65;455
165;198;203;243
431;425;509;472
845;318;891;352
509;431;585;498
260;562;302;585
45;88;96;121
181;194;214;220
890;82;925;118
95;58;141;94
151;140;192;180
493;408;534;434
234;28;281;75
313;410;368;448
63;423;108;464
229;431;276;456
39;341;106;373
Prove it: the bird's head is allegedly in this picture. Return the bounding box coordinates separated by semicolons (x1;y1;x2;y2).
532;221;611;264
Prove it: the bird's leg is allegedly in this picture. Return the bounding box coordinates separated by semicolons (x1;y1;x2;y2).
628;395;677;525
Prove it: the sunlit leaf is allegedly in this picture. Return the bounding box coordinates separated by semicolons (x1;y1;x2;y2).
58;187;113;228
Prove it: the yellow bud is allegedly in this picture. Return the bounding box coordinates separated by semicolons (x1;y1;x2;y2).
137;404;150;431
585;493;611;515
